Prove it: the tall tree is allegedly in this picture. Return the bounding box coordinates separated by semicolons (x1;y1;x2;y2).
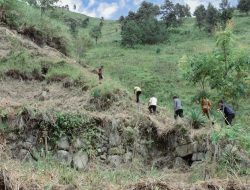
205;3;220;33
194;5;206;30
121;20;142;47
137;1;160;20
219;0;234;29
184;4;191;17
161;0;178;27
237;0;250;15
39;0;59;16
120;1;165;46
175;3;186;18
89;26;102;44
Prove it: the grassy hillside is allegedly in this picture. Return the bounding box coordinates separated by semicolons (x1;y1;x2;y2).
0;0;249;139
0;1;250;189
84;16;250;116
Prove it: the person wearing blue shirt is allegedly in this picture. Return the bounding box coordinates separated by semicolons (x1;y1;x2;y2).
218;100;235;125
173;96;184;119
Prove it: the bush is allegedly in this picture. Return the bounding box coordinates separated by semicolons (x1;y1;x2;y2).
89;82;127;111
188;110;206;129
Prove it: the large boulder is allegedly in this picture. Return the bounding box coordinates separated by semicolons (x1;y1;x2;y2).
72;151;88;170
174;157;188;169
175;142;197;157
124;152;133;163
56;150;72;165
57;136;70;151
109;131;121;147
109;119;122;147
192;152;205;161
152;156;174;169
108;155;123;167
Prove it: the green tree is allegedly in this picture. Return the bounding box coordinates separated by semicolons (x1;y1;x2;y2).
121;20;142;47
119;16;124;23
237;0;250;15
137;1;160;20
161;0;178;27
161;1;190;27
185;54;215;90
185;26;250;103
175;3;186;18
120;1;164;46
38;0;59;16
89;25;102;44
184;4;191;17
215;28;234;77
219;0;234;29
81;18;89;28
194;5;206;30
205;3;220;33
140;18;165;44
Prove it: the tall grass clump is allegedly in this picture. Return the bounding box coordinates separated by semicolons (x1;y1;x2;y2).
188;110;206;129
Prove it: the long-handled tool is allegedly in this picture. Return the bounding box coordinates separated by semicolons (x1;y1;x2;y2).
218;110;231;126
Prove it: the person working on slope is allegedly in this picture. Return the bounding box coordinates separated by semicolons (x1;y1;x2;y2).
97;66;104;83
148;96;157;114
201;97;212;119
218;100;235;125
173;96;183;119
134;86;142;103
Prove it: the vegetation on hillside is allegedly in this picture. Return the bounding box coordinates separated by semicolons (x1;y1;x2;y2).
0;0;249;188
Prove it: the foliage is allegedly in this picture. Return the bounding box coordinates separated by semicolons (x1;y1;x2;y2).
161;0;190;27
38;0;59;15
205;3;220;33
183;54;216;90
219;0;234;29
194;5;206;30
183;26;249;105
123;127;138;145
120;0;191;46
194;1;233;32
237;0;250;15
211;124;250;153
121;1;165;46
121;20;142;47
89;25;102;44
188;110;206;129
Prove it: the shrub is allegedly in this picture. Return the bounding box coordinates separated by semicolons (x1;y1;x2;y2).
89;82;127;111
188;110;206;129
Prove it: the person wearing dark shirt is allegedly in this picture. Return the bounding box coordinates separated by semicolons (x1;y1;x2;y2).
218;100;235;125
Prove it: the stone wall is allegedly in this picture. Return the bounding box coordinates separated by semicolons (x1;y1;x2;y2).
1;109;249;171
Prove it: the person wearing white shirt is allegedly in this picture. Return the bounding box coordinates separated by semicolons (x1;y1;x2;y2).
148;96;157;114
134;86;142;103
